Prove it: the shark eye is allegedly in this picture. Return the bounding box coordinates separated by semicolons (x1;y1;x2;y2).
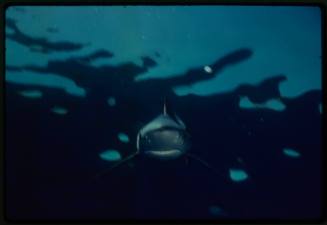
144;135;151;143
179;136;185;145
174;133;184;145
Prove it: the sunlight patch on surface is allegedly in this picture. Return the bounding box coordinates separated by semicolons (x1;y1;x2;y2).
6;26;15;35
6;71;86;97
118;132;130;143
6;40;50;67
51;106;68;115
265;99;286;111
172;85;193;96
6;7;321;98
18;90;43;98
99;149;122;161
229;168;248;182
107;96;116;106
283;148;301;158
239;96;256;109
239;96;286;111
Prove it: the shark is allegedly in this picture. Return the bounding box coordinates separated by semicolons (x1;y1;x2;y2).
136;99;191;160
95;98;228;180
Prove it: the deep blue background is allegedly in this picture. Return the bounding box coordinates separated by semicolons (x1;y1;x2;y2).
5;6;322;221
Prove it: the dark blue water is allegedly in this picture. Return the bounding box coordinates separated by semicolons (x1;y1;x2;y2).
5;6;322;221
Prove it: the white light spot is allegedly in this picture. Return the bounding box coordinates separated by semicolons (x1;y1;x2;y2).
204;66;213;73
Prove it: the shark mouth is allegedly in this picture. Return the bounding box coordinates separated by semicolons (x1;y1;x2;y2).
144;149;183;160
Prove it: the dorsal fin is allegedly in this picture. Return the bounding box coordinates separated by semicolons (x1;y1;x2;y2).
163;97;168;115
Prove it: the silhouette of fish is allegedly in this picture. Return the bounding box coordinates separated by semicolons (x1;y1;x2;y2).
136;98;191;160
95;98;228;181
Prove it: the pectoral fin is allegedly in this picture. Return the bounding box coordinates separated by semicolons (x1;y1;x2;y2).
186;153;230;183
93;151;139;181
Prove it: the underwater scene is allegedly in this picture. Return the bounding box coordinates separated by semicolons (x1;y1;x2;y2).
5;6;322;221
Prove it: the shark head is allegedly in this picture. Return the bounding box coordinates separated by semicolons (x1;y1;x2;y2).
136;100;191;160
